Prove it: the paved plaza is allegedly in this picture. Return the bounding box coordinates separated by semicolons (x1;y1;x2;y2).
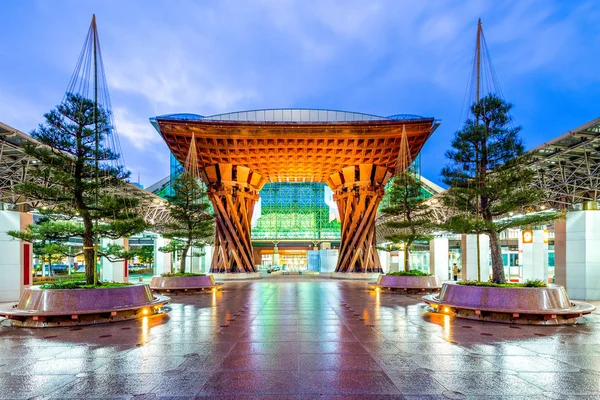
1;277;600;399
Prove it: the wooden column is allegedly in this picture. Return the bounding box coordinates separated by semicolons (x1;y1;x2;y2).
327;164;392;273
201;163;266;273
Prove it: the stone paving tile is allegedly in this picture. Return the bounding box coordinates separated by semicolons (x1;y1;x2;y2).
431;372;544;396
518;371;600;396
482;354;581;372
385;371;448;395
92;355;188;373
0;374;76;399
0;357;37;374
298;370;401;395
48;373;159;398
299;352;382;371
410;354;498;371
201;370;300;395
1;277;600;398
9;356;110;375
298;341;368;354
219;353;299;370
150;371;214;396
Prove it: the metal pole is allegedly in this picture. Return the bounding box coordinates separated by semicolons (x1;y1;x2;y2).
475;18;482;282
92;15;100;285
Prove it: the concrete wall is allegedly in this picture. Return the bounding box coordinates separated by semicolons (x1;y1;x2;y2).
430;237;449;282
520;229;548;283
0;210;33;302
566;210;600;300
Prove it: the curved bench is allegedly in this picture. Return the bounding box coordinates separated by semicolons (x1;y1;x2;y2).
423;283;596;325
0;284;169;328
370;275;441;293
150;275;222;294
330;272;381;281
210;272;262;280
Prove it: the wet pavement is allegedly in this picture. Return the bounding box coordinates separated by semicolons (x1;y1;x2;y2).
1;276;600;399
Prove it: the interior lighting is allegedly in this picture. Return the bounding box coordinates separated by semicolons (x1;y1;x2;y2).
443;307;450;313
142;308;149;315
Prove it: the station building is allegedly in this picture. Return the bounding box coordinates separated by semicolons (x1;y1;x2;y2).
150;109;440;274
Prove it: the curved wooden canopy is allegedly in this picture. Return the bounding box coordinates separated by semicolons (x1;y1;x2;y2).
152;113;438;183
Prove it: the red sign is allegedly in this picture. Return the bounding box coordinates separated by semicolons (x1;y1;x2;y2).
23;243;31;285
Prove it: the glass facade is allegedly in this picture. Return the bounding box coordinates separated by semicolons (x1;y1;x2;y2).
252;182;341;241
158;108;431;243
168;154;185;197
163;153;425;242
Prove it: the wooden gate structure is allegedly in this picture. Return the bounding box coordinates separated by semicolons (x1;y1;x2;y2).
152;110;438;273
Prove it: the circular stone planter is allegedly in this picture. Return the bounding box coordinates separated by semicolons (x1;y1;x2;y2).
370;275;441;293
150;275;222;294
209;272;262;281
423;283;596;325
329;272;381;281
0;284;169;328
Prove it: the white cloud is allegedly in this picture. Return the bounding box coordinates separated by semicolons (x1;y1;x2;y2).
0;89;48;133
112;107;161;151
1;0;598;187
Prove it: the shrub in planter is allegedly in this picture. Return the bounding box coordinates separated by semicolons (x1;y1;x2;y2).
159;272;206;278
457;279;547;288
386;270;431;277
39;281;133;290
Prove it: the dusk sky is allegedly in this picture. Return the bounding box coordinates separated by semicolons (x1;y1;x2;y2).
1;1;599;188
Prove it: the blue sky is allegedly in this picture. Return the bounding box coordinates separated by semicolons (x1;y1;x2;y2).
1;0;599;187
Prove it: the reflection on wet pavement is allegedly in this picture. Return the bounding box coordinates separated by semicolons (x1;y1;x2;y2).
1;277;600;398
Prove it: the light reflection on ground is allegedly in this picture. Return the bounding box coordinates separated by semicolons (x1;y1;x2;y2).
1;276;600;398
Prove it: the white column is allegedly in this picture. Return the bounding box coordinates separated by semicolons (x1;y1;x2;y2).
461;234;490;281
154;237;172;275
520;229;548;283
320;249;338;273
566;209;600;300
378;250;390;274
272;245;280;267
101;237;128;283
0;211;33;302
554;220;566;287
388;250;400;272
201;245;212;274
430;237;449;282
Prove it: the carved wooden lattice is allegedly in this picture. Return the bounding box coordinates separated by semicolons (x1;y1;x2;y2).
201;163;266;273
156;116;438;274
327;164;392;273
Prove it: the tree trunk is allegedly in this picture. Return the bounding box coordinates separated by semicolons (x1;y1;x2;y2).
488;230;505;284
82;216;95;285
180;244;190;274
404;240;413;272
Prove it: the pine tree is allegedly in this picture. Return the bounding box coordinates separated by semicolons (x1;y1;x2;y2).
12;93;147;285
441;94;556;283
162;172;214;274
381;171;434;272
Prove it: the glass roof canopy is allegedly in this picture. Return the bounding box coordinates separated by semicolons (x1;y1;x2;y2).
155;109;430;124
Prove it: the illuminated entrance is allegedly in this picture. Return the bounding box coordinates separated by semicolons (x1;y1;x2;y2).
152;109;438;274
260;249;308;271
